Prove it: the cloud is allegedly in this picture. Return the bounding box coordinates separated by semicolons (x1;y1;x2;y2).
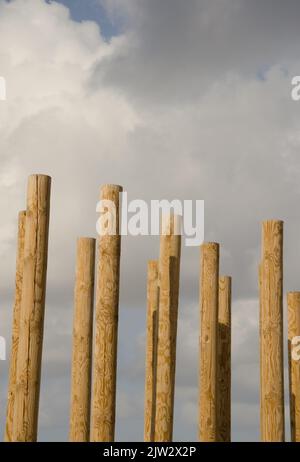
97;0;300;104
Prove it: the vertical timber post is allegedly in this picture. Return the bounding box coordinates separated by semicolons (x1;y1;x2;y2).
70;238;96;442
5;211;26;442
288;292;300;442
199;242;219;442
13;174;51;442
170;217;181;421
217;276;231;442
154;215;181;441
91;184;122;442
260;220;284;442
144;260;159;442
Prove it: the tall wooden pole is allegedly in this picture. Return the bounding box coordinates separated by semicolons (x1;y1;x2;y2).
199;242;219;442
217;276;231;442
69;238;96;442
144;260;159;442
287;292;300;442
260;220;284;442
5;211;26;442
91;184;122;442
154;215;181;442
12;174;51;442
170;217;181;416
259;263;263;436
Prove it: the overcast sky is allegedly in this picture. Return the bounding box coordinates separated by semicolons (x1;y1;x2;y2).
0;0;300;441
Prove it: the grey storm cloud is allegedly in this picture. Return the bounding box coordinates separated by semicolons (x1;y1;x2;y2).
97;0;300;103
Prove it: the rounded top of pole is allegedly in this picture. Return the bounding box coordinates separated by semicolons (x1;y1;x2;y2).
219;275;231;281
287;292;300;306
148;260;158;276
148;259;158;266
262;219;284;226
200;242;219;259
27;174;52;191
160;213;182;235
77;237;96;243
100;184;123;193
201;241;219;249
28;174;52;180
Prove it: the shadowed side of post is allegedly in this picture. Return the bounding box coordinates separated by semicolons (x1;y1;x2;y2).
217;276;231;442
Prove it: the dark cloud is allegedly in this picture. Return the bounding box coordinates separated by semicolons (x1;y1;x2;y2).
96;0;300;104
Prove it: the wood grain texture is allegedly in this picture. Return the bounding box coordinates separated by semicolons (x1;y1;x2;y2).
69;238;96;442
5;211;26;442
169;217;181;420
217;276;231;442
144;260;159;442
260;220;284;442
287;292;300;442
259;263;263;435
91;184;122;442
199;242;219;442
12;175;51;442
154;215;181;442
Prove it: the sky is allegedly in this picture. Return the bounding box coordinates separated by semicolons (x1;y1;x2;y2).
0;0;300;442
50;0;122;39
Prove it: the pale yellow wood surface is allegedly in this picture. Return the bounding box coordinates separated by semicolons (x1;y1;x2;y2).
217;276;231;442
260;220;284;442
199;242;219;442
12;175;51;442
154;215;181;442
259;263;263;436
69;238;96;442
144;260;159;442
91;184;122;442
5;211;26;442
287;292;300;442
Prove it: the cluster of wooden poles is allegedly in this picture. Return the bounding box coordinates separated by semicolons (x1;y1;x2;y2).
2;174;300;442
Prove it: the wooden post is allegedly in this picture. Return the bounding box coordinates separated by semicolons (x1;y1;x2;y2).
154;215;181;442
170;217;181;417
217;276;231;442
5;211;26;442
12;175;51;442
259;263;263;437
69;238;96;442
287;292;300;442
144;260;159;442
91;184;122;442
199;242;219;442
260;220;284;442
